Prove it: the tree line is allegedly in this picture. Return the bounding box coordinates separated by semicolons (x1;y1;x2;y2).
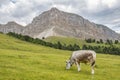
7;32;120;55
85;38;119;44
82;44;120;55
7;32;80;51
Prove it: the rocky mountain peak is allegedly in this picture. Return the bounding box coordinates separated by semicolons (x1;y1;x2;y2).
6;21;19;26
0;8;120;40
25;8;120;40
7;21;16;24
0;21;23;34
50;7;59;11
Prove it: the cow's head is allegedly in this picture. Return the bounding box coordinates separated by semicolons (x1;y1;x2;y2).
66;60;72;69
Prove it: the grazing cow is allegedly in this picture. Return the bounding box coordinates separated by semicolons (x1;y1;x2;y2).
66;50;96;74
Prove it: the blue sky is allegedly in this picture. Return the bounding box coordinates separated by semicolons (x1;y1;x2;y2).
0;0;120;33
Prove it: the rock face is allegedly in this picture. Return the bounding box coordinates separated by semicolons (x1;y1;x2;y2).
23;8;120;40
0;7;120;40
0;21;24;34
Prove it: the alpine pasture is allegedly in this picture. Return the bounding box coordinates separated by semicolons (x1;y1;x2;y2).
0;33;120;80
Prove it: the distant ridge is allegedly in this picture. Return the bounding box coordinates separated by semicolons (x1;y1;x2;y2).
0;7;120;40
0;21;24;34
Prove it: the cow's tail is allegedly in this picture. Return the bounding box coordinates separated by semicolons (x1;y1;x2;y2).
91;51;96;66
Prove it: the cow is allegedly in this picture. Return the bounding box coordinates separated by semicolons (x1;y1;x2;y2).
66;50;96;74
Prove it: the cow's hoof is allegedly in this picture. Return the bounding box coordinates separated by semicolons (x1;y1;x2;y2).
78;69;81;72
91;71;94;74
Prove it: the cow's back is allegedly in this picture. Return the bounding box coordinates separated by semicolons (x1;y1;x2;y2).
71;50;96;63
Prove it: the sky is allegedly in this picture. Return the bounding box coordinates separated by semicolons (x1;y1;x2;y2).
0;0;120;33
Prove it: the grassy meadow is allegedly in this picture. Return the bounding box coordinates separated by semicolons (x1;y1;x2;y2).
0;33;120;80
44;36;120;47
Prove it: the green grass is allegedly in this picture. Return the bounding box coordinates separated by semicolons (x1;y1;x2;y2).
44;36;87;46
0;34;120;80
44;36;120;47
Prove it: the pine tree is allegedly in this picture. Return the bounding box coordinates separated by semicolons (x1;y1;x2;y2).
100;39;103;43
82;44;87;50
114;40;119;44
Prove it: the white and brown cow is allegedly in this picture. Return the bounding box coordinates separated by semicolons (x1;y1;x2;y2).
66;50;96;74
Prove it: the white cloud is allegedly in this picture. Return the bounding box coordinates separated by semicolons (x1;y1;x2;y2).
112;19;120;23
0;0;51;25
0;0;120;33
85;0;119;13
51;4;78;13
0;1;15;14
86;0;101;11
102;0;117;8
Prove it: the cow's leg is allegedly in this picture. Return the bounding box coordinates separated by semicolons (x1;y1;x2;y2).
76;61;81;72
91;66;94;74
91;61;95;74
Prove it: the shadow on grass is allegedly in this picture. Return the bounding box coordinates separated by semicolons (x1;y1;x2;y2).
64;68;96;80
64;68;93;75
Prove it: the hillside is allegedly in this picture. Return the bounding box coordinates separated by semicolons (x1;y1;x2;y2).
0;33;120;80
44;36;120;47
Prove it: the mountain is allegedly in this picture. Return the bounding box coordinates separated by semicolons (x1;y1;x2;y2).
0;21;24;34
0;7;120;40
95;24;120;40
23;7;120;40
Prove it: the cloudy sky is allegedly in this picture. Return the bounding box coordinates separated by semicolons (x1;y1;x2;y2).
0;0;120;33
